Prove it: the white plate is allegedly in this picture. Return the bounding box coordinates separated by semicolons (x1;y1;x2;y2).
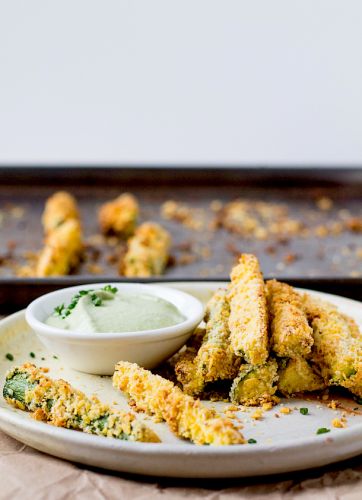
0;282;362;478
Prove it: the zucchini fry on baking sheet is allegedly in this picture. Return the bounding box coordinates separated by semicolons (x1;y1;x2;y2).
98;193;139;237
36;219;83;277
230;359;279;406
3;364;160;443
266;280;313;359
175;289;240;396
277;357;325;396
36;191;83;277
121;222;171;277
227;254;268;365
302;294;362;397
113;361;245;445
42;191;80;235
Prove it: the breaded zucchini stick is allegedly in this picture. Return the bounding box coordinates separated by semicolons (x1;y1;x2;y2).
122;222;171;277
175;289;240;395
303;294;362;397
113;361;245;445
199;289;241;382
277;357;325;396
42;191;80;235
36;219;83;276
230;359;279;406
266;280;313;358
228;254;268;364
98;193;139;237
157;327;206;384
170;327;206;367
3;364;159;442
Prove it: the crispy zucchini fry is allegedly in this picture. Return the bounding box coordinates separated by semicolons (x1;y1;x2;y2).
113;361;245;445
36;191;83;277
266;280;313;358
122;222;171;277
303;294;362;397
174;347;200;393
170;327;206;368
199;289;241;381
3;364;159;442
36;219;83;276
230;359;279;406
157;327;206;384
175;289;240;396
277;357;325;396
42;191;80;235
228;254;268;364
98;193;139;237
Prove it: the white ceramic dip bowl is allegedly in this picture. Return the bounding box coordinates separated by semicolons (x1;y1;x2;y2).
25;283;204;375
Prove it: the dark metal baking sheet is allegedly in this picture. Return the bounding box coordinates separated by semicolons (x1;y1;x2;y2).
0;167;360;312
0;277;360;314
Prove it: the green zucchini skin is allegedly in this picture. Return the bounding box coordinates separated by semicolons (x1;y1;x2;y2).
3;371;32;404
3;364;160;443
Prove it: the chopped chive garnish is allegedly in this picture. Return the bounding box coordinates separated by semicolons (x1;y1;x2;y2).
41;357;45;361
54;304;65;316
247;438;257;444
300;407;309;415
103;285;118;294
53;285;117;318
90;293;102;307
29;352;36;359
5;353;14;361
316;427;330;435
53;355;58;359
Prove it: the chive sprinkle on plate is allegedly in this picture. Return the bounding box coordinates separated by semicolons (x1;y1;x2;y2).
316;427;330;435
300;407;309;415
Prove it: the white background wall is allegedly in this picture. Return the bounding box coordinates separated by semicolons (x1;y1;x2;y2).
0;1;362;166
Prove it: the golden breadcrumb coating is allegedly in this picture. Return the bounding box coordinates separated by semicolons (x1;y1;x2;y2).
302;294;362;397
98;193;139;237
42;191;80;235
175;289;240;396
200;289;241;381
157;327;206;383
266;280;313;358
230;359;279;406
171;327;206;368
174;347;200;393
36;191;83;276
277;357;325;396
227;254;268;364
122;222;171;277
4;364;159;442
113;361;245;445
36;219;83;276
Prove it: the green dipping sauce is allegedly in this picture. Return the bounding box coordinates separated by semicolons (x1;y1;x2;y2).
46;286;185;333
